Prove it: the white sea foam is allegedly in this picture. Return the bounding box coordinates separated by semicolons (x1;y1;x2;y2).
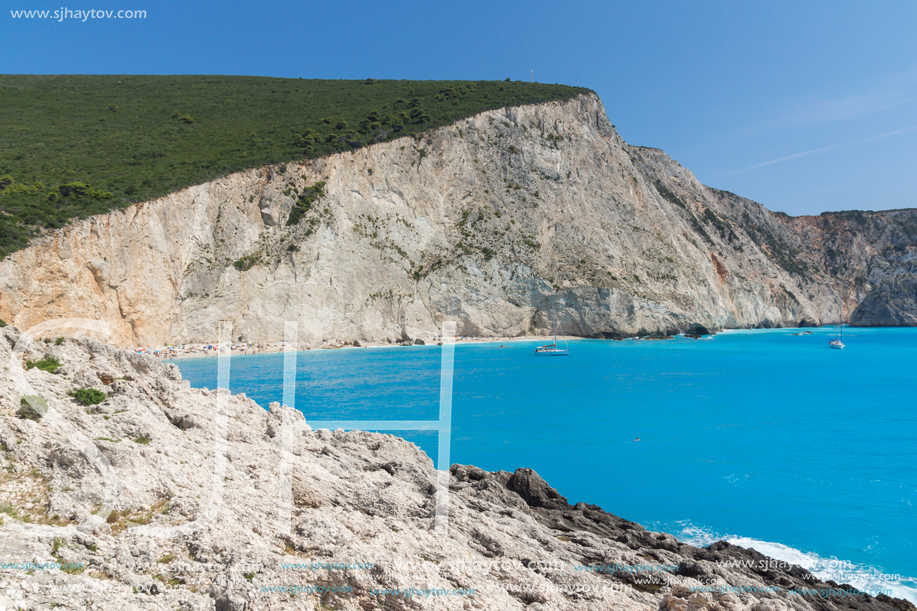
654;520;917;604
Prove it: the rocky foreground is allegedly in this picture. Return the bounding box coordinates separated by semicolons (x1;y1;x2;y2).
1;327;914;611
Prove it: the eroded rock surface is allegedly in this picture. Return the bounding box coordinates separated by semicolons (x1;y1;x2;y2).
1;327;913;610
851;273;917;326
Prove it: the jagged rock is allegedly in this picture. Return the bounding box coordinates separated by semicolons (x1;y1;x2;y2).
1;329;915;611
851;273;917;326
506;468;571;510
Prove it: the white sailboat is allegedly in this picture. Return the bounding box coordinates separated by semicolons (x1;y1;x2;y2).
534;302;569;356
829;325;845;349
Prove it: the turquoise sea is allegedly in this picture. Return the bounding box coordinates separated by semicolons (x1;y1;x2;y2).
173;327;917;601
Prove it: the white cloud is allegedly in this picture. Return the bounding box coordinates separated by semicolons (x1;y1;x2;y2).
715;124;917;177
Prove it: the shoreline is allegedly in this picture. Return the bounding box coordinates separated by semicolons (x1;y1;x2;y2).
157;326;916;605
147;333;583;360
4;324;915;609
144;325;877;361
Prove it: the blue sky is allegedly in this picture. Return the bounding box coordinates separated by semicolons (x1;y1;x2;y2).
3;0;915;216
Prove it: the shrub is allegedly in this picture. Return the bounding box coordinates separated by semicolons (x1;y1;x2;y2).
178;115;194;124
293;130;318;148
133;436;151;445
233;254;260;271
0;319;6;327
286;207;306;226
57;182;112;200
70;388;107;406
17;395;48;420
286;181;325;226
25;356;60;373
55;337;64;345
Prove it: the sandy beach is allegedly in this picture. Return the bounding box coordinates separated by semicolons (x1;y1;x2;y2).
146;334;581;360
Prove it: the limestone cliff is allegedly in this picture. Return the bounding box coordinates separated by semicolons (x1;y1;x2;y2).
1;93;915;347
851;273;917;326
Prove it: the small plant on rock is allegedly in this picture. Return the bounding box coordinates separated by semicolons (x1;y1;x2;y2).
70;388;107;406
25;356;60;373
17;395;48;420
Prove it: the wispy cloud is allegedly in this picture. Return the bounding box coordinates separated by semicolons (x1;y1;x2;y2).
715;124;917;177
727;67;917;138
780;90;917;128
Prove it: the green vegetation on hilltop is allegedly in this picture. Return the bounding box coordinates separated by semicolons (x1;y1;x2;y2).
0;75;590;258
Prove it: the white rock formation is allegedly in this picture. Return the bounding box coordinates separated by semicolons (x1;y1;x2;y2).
1;94;915;347
2;327;911;611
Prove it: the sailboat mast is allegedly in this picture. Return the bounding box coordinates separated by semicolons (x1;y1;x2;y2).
552;303;558;346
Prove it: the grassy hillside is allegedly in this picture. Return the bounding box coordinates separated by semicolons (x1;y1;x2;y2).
0;75;590;259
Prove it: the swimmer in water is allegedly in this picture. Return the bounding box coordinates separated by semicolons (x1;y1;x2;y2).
633;437;640;441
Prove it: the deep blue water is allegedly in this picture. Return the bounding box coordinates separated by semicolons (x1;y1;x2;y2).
172;327;917;601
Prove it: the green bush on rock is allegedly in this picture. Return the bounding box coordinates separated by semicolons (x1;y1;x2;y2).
17;395;48;420
70;388;108;406
25;356;60;373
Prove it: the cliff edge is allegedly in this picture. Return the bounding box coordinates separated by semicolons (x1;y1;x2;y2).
1;93;915;347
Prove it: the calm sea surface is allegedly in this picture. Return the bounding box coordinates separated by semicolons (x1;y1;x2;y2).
172;327;917;601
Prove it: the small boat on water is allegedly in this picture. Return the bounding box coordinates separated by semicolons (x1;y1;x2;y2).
829;325;845;349
534;302;569;356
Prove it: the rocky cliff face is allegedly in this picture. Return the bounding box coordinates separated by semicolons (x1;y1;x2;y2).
1;93;915;347
851;273;917;326
1;327;913;611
